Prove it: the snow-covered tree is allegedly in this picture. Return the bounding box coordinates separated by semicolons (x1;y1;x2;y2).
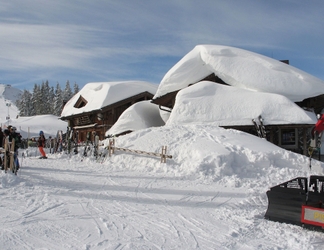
63;80;73;102
53;83;64;116
16;80;78;116
16;90;33;116
41;80;52;114
32;84;41;115
73;82;79;95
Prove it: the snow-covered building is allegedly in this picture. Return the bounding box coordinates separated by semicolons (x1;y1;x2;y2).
60;81;157;141
151;45;324;155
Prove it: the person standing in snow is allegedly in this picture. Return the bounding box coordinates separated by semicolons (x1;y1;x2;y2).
10;126;22;169
0;127;3;148
0;127;4;169
38;131;47;159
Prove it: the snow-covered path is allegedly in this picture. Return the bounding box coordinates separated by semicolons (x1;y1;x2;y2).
1;153;324;250
2;156;245;249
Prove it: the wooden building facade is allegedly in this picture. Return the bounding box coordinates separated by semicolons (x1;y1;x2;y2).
151;73;324;156
61;91;154;142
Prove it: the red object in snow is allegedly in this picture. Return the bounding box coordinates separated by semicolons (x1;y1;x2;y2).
312;114;324;138
301;205;324;228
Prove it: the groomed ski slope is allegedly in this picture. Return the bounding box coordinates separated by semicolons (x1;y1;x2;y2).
1;124;324;249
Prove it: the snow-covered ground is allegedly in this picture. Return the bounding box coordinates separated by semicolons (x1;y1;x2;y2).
1;124;324;249
2;46;324;249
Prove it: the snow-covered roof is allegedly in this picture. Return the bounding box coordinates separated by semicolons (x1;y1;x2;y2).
153;45;324;102
106;101;165;136
166;81;317;126
61;81;158;118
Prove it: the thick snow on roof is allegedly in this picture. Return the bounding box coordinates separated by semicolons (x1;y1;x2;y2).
106;101;165;136
61;81;157;117
154;45;324;102
166;81;317;126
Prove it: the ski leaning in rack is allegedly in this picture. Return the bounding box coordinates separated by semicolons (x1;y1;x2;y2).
73;131;79;154
252;115;266;139
252;118;262;138
258;115;267;138
2;137;17;175
67;127;73;154
55;130;63;153
83;132;91;157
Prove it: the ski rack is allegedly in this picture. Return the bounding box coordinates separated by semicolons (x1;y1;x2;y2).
252;115;267;139
0;139;16;174
107;139;172;163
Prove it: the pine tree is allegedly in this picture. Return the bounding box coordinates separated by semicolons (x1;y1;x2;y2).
63;80;73;102
54;83;63;116
49;86;55;114
32;84;41;115
16;90;33;116
16;80;79;117
73;82;79;95
41;80;51;114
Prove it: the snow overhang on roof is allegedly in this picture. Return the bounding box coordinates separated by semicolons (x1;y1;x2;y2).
153;44;324;103
61;81;158;118
166;81;317;126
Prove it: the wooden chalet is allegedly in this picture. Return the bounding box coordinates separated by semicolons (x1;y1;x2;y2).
60;81;156;142
152;73;324;156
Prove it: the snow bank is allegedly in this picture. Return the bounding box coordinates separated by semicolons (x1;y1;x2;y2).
106;101;165;136
104;124;323;188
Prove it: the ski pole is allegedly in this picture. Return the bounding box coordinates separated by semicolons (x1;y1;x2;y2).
308;147;314;170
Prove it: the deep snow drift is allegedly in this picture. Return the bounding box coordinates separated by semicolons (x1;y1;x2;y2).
166;81;317;126
1;123;324;249
106;101;165;137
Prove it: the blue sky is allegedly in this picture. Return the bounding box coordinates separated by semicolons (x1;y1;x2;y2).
1;0;324;90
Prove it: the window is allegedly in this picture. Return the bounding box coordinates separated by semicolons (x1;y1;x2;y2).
74;95;88;108
279;128;298;149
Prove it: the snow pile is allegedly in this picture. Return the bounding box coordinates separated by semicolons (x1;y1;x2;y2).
106;101;165;136
104;124;321;186
154;44;324;102
166;81;317;126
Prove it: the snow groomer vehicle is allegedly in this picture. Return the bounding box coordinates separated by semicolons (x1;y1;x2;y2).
265;114;324;230
265;175;324;230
